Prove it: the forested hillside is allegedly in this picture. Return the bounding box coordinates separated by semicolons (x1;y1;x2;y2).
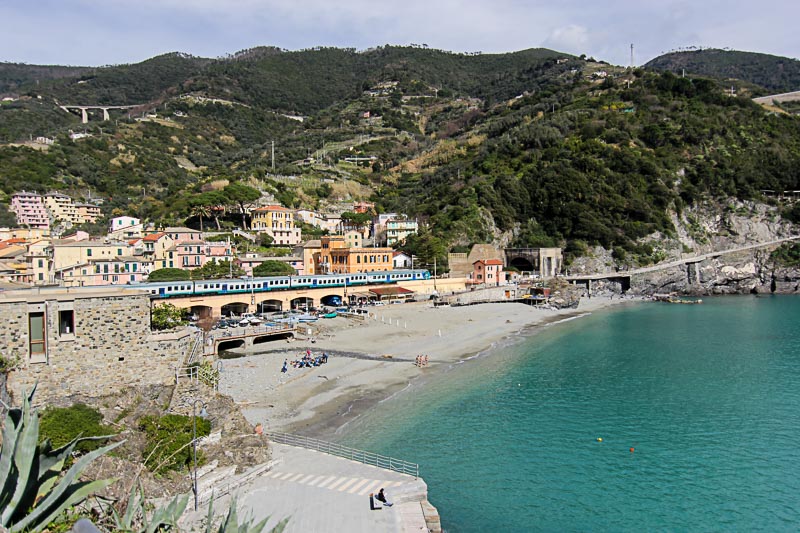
1;46;799;266
645;49;800;94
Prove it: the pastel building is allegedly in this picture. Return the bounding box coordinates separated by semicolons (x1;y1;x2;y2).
315;235;393;274
472;259;504;286
250;205;301;245
109;216;143;239
10;191;50;230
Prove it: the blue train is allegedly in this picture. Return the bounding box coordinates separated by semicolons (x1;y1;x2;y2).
141;269;431;298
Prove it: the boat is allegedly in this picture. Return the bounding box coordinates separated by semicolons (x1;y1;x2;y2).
297;313;318;323
322;312;338;319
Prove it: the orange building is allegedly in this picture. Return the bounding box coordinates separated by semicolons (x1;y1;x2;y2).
315;235;393;274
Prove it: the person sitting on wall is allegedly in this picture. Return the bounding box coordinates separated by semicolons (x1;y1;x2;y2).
376;488;393;507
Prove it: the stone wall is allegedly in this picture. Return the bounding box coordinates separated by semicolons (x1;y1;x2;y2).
2;289;191;404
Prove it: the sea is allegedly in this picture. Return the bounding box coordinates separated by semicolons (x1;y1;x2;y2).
338;295;800;532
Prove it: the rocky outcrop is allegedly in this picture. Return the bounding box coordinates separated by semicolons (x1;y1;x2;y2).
629;249;800;295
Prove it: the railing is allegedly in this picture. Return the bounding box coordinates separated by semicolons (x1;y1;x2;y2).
186;331;204;365
175;365;198;384
266;431;419;478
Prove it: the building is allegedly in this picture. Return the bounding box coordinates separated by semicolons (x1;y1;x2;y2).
51;239;134;275
1;286;192;403
160;226;202;244
238;254;303;276
43;193;80;227
10;191;50;230
504;247;563;277
385;216;418;246
75;203;102;224
344;230;363;249
250;206;302;246
352;201;375;214
57;256;148;286
315;235;393;274
393;251;412;269
109;216;143;239
472;259;504;286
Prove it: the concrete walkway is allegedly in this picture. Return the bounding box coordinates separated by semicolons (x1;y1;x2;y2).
185;443;433;532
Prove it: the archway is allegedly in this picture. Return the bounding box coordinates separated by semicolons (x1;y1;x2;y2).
257;299;284;313
190;305;213;319
217;339;245;352
253;332;294;345
508;257;534;273
320;294;344;307
221;302;249;317
290;297;314;311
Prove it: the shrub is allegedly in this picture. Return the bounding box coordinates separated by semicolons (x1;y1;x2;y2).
138;414;211;475
151;303;186;330
39;403;115;453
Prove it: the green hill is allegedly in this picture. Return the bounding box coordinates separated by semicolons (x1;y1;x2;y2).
645;49;800;94
0;46;799;266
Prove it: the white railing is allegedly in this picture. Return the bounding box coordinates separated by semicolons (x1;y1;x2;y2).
186;331;204;365
266;431;418;478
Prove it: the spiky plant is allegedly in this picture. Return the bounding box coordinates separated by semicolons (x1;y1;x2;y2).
109;484;188;533
0;385;122;533
206;495;288;533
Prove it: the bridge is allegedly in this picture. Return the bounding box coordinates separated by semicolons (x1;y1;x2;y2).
565;236;800;292
204;323;296;355
150;278;459;319
59;104;147;123
753;90;800;106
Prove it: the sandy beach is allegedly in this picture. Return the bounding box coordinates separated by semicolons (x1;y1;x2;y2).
218;296;639;440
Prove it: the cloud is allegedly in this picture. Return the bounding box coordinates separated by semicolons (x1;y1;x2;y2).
0;0;798;67
543;25;590;55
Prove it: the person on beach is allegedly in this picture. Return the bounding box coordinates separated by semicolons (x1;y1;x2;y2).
423;355;428;366
281;360;287;373
376;488;393;507
369;493;382;510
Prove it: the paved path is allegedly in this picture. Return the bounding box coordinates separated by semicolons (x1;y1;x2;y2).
566;236;800;281
186;443;431;533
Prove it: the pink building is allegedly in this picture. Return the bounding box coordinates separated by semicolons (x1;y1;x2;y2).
56;257;148;287
10;191;50;230
157;240;234;271
472;259;504;286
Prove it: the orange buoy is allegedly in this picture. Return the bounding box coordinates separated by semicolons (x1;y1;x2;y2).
629;447;635;453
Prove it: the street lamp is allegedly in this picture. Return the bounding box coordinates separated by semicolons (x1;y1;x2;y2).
191;399;208;511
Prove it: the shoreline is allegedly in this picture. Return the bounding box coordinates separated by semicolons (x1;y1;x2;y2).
218;295;642;442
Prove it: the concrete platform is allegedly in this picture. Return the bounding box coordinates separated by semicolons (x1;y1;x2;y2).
182;442;434;532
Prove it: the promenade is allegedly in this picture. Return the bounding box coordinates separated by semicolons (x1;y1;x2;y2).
186;442;436;532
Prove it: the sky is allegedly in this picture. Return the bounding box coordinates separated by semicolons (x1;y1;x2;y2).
2;0;798;67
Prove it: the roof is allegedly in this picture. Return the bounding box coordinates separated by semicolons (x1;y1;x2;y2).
143;232;167;242
162;227;200;234
252;205;290;212
369;287;414;296
474;259;503;266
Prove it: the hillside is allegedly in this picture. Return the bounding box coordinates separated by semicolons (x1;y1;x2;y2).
0;63;90;94
645;49;800;94
1;46;799;268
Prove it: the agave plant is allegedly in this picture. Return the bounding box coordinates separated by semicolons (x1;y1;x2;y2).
206;495;288;533
0;385;122;533
109;484;188;533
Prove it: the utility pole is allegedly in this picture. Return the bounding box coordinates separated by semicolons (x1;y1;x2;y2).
630;43;634;68
271;140;275;172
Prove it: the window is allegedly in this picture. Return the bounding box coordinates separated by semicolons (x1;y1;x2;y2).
117;248;122;255
59;310;74;335
38;273;43;281
38;259;44;268
87;249;92;257
29;312;45;358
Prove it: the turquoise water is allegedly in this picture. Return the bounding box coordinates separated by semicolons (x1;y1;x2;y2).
339;296;800;532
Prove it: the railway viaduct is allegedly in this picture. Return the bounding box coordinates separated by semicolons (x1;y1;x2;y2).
152;278;463;319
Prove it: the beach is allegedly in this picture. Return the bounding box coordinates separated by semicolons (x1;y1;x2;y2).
218;296;636;440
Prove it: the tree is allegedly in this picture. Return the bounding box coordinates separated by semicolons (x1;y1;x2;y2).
340;211;372;234
195;190;227;231
190;259;244;279
223;183;261;229
151;303;186;330
147;268;190;281
253;260;296;276
190;202;211;233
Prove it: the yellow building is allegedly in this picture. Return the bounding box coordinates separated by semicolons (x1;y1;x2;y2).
316;235;393;274
51;239;133;272
250;205;301;245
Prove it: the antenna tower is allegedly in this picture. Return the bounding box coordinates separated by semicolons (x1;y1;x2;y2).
630;44;634;68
